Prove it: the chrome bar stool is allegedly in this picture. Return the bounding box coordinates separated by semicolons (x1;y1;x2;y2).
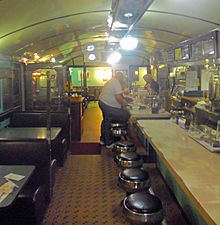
118;168;151;195
111;122;128;142
114;152;143;169
123;192;165;225
113;140;136;153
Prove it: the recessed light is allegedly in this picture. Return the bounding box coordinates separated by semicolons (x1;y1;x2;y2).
87;44;95;52
88;53;96;61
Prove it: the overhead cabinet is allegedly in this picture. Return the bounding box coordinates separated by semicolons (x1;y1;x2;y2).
155;29;220;64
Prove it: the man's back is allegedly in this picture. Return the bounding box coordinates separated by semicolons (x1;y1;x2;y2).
99;78;122;108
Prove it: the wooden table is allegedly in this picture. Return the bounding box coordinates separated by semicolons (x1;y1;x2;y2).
0;127;61;141
136;119;220;225
0;165;35;208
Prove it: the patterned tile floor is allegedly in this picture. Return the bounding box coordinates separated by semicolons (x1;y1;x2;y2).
43;102;189;225
43;148;189;225
43;151;129;225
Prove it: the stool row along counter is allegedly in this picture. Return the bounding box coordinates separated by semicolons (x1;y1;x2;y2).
110;123;165;225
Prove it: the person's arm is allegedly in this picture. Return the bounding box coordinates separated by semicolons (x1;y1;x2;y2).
146;83;155;94
115;93;128;107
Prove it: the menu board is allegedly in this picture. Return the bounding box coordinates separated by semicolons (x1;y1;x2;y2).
174;45;189;61
203;39;215;57
174;48;182;60
191;41;203;59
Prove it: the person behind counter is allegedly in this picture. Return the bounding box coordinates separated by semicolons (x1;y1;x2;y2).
143;74;159;95
99;71;129;148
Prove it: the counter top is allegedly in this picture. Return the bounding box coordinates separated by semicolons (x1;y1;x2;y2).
137;119;220;225
127;105;170;120
181;96;209;103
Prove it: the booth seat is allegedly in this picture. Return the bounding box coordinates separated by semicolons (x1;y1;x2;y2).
0;139;55;225
9;111;70;166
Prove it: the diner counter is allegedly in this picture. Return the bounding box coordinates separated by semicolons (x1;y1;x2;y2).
127;103;170;120
136;119;220;225
129;108;170;119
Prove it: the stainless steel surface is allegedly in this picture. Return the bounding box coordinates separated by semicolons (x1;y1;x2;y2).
111;128;127;137
114;141;136;153
209;77;220;111
123;198;164;225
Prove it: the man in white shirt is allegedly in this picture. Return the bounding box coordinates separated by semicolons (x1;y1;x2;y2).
99;71;129;148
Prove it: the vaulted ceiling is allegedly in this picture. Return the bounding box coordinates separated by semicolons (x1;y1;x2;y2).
0;0;219;66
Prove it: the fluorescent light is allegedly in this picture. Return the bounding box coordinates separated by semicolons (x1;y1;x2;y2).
124;12;133;18
112;21;128;29
88;53;96;61
120;36;138;50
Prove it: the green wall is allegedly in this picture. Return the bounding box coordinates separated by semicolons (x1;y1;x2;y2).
132;67;147;86
70;67;112;87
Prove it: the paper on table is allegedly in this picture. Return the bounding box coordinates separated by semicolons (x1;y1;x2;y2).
0;181;15;203
0;192;8;203
4;173;25;181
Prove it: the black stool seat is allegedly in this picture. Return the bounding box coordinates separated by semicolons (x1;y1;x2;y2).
120;152;141;161
118;168;151;193
113;141;136;153
123;193;164;225
121;168;150;181
115;152;143;168
111;122;127;129
125;193;162;213
111;123;127;137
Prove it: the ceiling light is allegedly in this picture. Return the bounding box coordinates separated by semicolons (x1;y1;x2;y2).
120;36;138;50
112;21;128;29
107;15;113;28
88;53;96;61
107;52;121;64
34;53;40;60
51;58;56;63
124;12;133;18
87;44;95;52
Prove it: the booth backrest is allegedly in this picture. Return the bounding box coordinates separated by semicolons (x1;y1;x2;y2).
0;139;50;187
9;111;69;129
9;111;70;146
